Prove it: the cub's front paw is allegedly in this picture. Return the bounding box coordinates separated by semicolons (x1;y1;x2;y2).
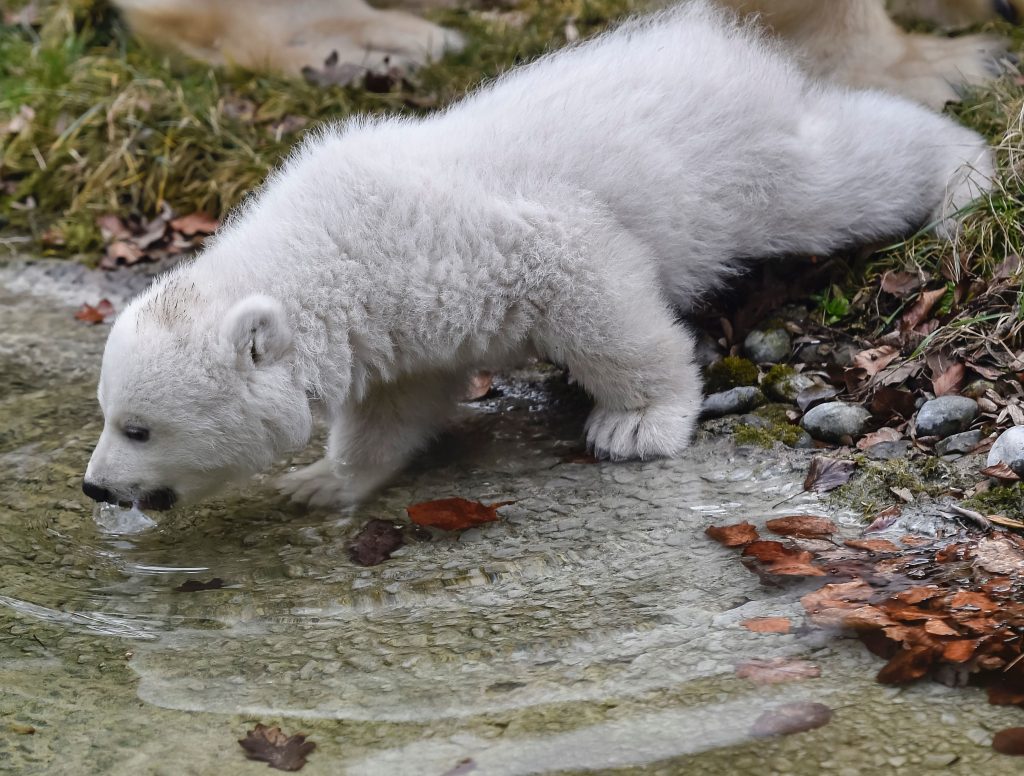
585;402;698;461
277;459;385;508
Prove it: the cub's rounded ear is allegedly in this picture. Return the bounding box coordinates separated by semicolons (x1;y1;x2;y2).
221;295;292;367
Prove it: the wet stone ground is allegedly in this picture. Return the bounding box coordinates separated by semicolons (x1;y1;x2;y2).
1;258;1023;775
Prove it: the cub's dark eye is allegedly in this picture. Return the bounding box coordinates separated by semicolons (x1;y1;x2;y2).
124;425;150;442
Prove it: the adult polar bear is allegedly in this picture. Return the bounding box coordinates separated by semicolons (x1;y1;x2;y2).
83;2;993;511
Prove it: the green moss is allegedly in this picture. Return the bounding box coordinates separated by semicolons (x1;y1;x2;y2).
963;482;1024;517
733;403;804;448
704;356;759;394
763;364;796;385
832;455;976;517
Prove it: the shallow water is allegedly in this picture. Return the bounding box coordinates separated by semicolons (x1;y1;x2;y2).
1;260;1021;775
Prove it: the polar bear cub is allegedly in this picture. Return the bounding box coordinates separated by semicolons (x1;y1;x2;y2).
83;2;993;510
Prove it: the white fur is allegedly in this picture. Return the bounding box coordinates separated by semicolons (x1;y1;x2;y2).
84;2;994;508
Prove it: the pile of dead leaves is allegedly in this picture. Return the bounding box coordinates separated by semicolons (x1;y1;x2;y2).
708;517;1024;708
95;206;219;269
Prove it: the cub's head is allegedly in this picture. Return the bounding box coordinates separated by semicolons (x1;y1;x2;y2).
83;284;313;510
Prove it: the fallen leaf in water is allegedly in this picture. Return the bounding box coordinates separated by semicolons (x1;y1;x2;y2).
406;497;512;531
742;541;825;576
804;457;856;493
741;617;791;633
74;299;115;324
8;723;35;735
174;577;225;593
751;702;832;737
349;519;404;566
877;645;938;684
865;506;902;532
844;538;900;553
705;521;759;547
170;212;219;236
766;515;836;539
239;724;315;771
735;657;820;684
994;728;1024;756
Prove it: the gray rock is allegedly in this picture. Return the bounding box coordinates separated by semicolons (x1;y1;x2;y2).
987;425;1024;476
737;413;770;429
701;386;765;419
791;431;816;449
914;396;978;439
743;328;791;364
934;429;982;456
865;440;912;460
801;401;871;444
763;370;818;404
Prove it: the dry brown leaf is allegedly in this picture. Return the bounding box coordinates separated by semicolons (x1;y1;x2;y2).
877;645;938;684
705;521;759;547
869;386;918;420
990;515;1024;530
804;457;856;493
942;640;977;663
406;497;512;531
239;724;316;771
880;270;923;297
735;657;820;684
170;211;220;236
981;463;1021;482
463;371;494;401
74;299;115;325
856;427;902;450
931;362;965;397
901;287;946;332
853;345;900;376
751;702;832;737
741;617;791;634
923;619;959;637
766;515;837;539
974;537;1024;576
101;240;144;268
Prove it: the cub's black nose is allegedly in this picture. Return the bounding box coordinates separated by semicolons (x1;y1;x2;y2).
82;480;112;503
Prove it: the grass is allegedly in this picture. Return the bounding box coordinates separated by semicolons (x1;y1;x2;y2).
0;0;1022;297
0;0;641;258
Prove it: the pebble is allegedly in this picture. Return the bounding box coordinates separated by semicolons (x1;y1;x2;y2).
934;429;982;456
865;440;911;460
701;386;765;418
987;425;1024;475
801;401;871;443
743;328;791;363
913;396;978;439
763;370;818;404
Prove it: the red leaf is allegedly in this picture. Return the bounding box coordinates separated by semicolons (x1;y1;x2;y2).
994;728;1024;756
705;521;759;547
74;298;115;324
741;617;792;633
844;538;900;552
742;541;825;576
406;497;512;531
